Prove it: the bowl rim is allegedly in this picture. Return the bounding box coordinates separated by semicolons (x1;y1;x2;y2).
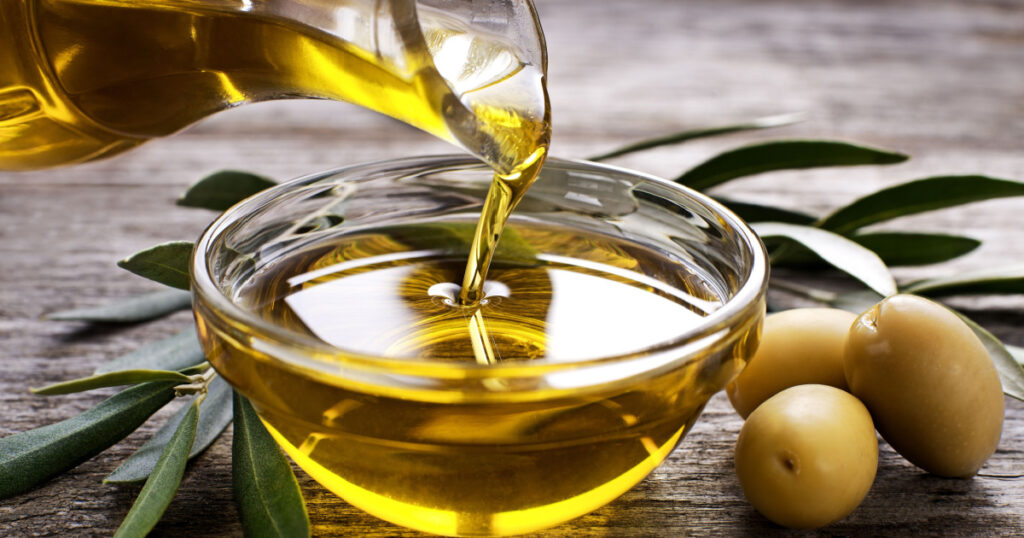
191;154;768;378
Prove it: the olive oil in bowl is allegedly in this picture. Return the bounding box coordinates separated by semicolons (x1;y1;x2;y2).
192;156;768;536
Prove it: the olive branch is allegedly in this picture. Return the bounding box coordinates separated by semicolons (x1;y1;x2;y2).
2;115;1023;536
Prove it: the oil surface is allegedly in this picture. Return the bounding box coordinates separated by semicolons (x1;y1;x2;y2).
199;221;731;535
239;222;718;363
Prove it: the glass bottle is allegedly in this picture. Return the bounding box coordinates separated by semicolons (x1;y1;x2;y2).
0;0;548;172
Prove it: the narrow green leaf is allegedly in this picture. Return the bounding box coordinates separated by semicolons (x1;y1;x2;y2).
1009;345;1024;366
96;328;206;375
676;140;908;191
774;232;981;267
114;397;200;538
753;222;897;296
0;382;176;499
954;313;1024;402
714;197;817;225
818;176;1024;234
902;265;1024;297
588;113;803;161
106;376;233;484
177;170;277;211
31;370;191;396
45;290;192;324
853;232;980;266
117;241;194;291
233;393;310;538
179;363;211;377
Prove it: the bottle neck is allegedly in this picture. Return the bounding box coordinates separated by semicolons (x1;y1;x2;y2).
272;0;551;174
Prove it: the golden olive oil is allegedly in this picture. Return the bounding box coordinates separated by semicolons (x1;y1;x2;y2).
198;220;735;536
0;0;549;174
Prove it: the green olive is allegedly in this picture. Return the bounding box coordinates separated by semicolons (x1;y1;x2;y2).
734;384;877;529
727;308;856;418
844;294;1004;478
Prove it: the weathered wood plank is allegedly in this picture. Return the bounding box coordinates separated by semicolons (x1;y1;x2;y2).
2;0;1023;535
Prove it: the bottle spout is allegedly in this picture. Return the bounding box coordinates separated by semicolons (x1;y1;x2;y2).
278;0;550;175
411;0;550;175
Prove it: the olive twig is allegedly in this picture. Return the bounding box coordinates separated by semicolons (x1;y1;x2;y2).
175;368;217;397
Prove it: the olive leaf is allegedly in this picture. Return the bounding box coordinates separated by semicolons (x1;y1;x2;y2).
45;289;192;324
954;313;1024;402
676;140;908;191
753;222;897;297
773;232;982;267
901;265;1024;297
0;382;177;499
117;242;195;291
113;396;200;538
95;328;206;375
177;170;277;211
1009;345;1024;366
588;113;803;161
233;392;310;538
715;197;817;225
31;370;192;396
106;376;233;484
178;363;211;376
853;232;981;267
817;175;1024;234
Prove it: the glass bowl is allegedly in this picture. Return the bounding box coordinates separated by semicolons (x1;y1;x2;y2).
191;155;767;536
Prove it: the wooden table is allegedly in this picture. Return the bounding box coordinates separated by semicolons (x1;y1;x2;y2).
2;0;1022;534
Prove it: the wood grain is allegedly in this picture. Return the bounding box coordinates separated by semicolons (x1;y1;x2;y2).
2;0;1023;535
